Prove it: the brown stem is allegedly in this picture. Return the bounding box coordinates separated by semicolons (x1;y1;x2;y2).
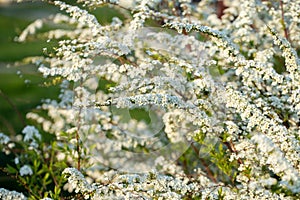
280;0;290;41
224;140;243;165
190;142;217;183
117;56;138;67
216;0;227;19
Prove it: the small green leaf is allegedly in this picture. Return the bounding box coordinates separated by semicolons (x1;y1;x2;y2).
6;164;18;174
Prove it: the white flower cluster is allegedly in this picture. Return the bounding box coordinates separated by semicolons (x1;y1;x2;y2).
16;19;43;42
77;0;119;8
0;132;14;155
19;165;33;177
63;168;97;199
22;125;41;149
63;166;233;199
0;132;10;145
0;188;27;200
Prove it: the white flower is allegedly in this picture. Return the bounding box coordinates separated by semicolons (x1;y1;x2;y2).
22;126;41;141
0;188;27;200
62;168;96;196
14;157;20;165
19;165;33;176
22;125;41;148
0;133;10;145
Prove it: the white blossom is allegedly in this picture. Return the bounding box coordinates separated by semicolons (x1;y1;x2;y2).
0;133;10;145
0;188;27;200
22;125;41;148
19;165;33;176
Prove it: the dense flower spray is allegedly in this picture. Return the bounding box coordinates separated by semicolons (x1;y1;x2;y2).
0;0;300;199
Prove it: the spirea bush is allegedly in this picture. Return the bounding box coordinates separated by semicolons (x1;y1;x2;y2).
1;0;300;199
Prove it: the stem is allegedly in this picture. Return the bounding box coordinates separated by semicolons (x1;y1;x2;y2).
76;108;81;171
280;0;289;41
224;140;243;165
75;78;84;171
190;142;217;183
48;143;59;188
216;0;226;19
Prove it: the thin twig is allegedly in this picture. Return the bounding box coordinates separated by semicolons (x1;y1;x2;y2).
76;108;81;171
75;78;84;171
280;0;290;41
190;142;217;183
224;140;243;165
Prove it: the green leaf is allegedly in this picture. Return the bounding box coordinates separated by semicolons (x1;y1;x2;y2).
6;164;18;174
43;173;50;182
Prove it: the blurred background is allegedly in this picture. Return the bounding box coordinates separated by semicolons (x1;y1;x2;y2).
0;1;60;135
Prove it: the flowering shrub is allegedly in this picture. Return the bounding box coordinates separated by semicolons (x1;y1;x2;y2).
1;0;300;199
